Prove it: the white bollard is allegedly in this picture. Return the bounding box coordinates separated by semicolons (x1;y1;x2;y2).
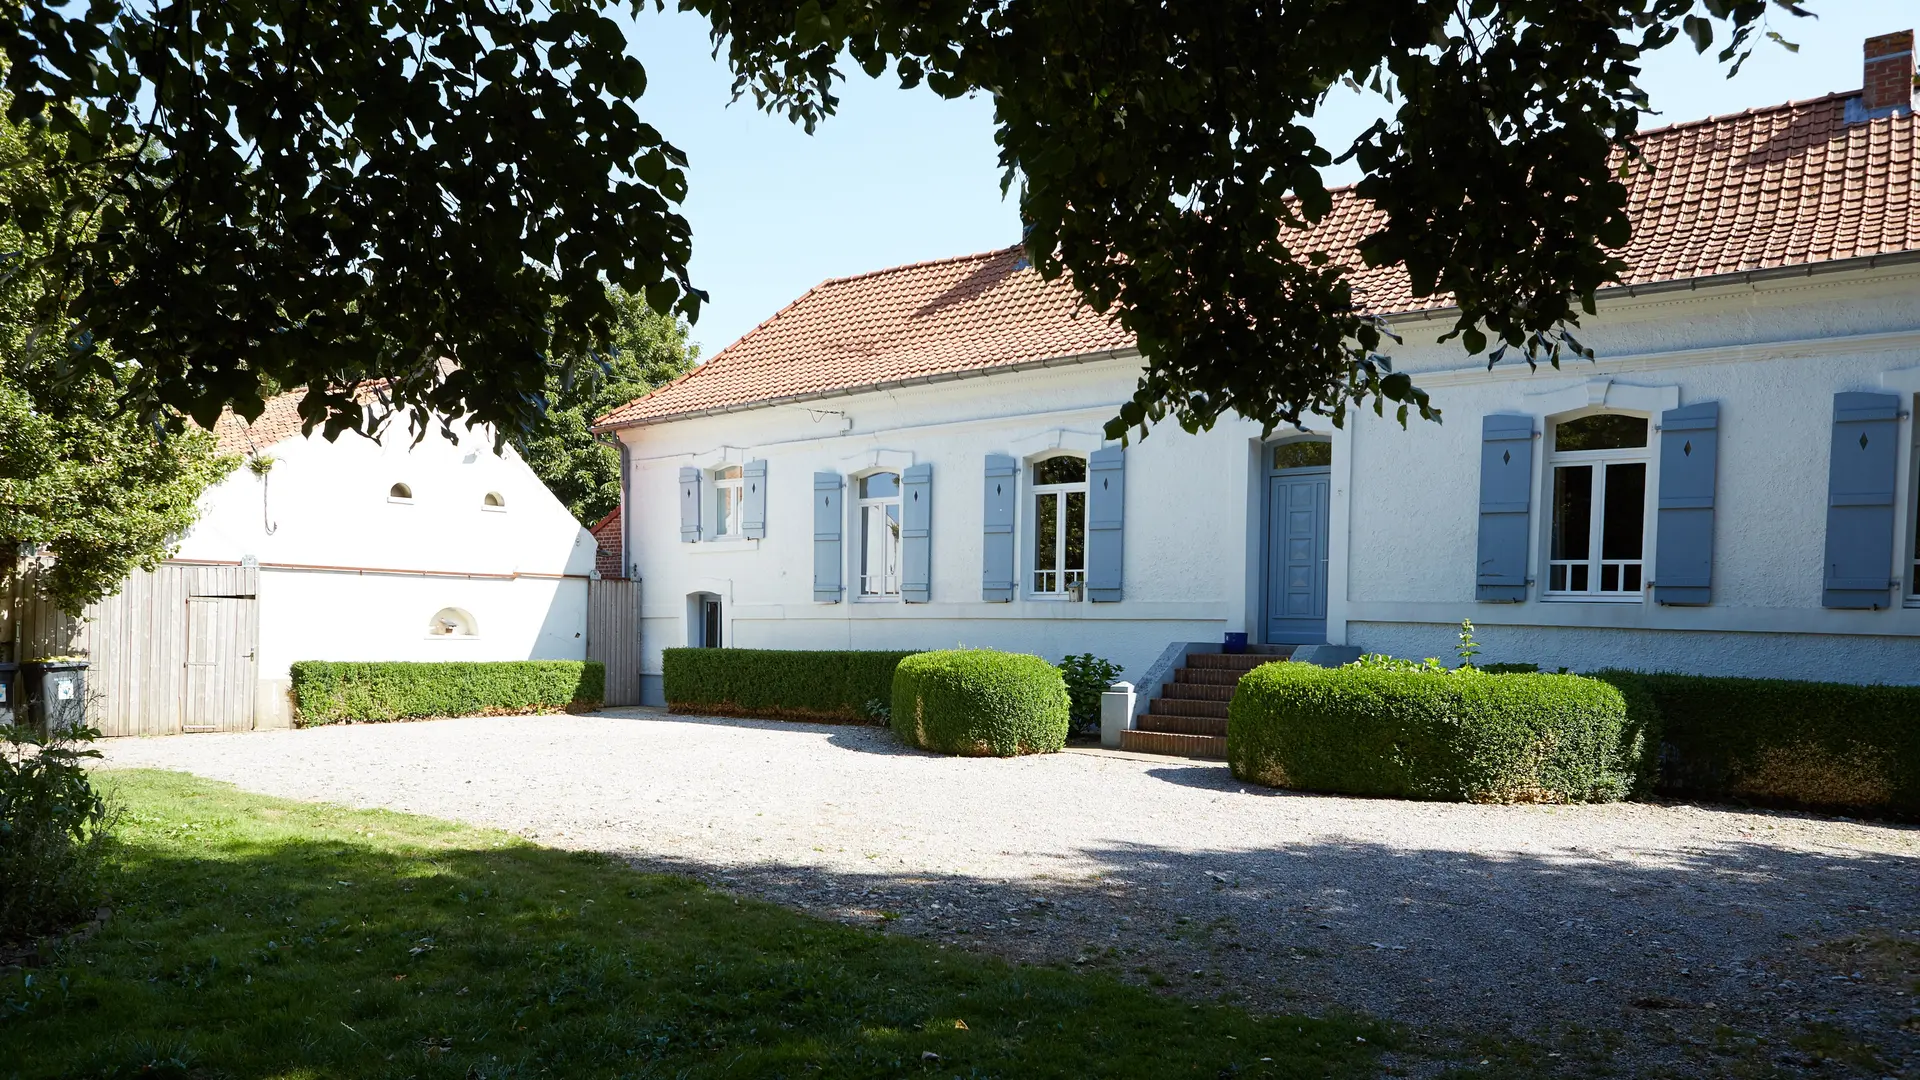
1100;681;1136;749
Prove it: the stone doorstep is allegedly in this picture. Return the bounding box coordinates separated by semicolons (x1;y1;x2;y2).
1120;728;1227;760
1135;712;1227;737
1161;680;1235;702
1150;695;1229;719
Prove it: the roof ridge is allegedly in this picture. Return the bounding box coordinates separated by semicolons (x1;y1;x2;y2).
596;245;1032;427
1630;89;1856;141
814;244;1024;289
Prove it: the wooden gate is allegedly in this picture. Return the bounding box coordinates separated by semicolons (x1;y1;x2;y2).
587;577;641;707
6;561;257;735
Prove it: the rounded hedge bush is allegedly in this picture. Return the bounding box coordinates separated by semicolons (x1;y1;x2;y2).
891;649;1070;756
1227;662;1639;803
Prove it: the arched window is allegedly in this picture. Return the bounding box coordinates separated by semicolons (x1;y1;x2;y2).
1547;412;1650;598
1031;455;1087;596
426;607;477;637
482;491;506;510
389;482;414;502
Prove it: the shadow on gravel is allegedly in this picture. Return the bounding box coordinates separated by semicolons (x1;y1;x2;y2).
632;826;1920;1077
1144;764;1295;796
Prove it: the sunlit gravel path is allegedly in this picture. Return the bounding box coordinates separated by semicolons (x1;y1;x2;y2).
102;711;1920;1077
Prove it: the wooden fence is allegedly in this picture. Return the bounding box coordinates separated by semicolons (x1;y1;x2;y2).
587;577;642;707
5;561;258;736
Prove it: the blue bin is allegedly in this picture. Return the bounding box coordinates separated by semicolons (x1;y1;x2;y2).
1223;632;1249;655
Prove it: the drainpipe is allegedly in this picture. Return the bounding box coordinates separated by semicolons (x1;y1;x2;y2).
617;441;635;581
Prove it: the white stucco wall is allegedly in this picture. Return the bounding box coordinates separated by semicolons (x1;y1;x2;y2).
175;418;597;724
1338;265;1920;681
616;360;1292;702
617;262;1920;697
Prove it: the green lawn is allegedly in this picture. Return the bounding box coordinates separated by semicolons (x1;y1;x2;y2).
1;770;1384;1079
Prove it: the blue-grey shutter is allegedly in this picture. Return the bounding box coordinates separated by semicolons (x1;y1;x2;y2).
812;472;843;603
678;466;701;543
742;459;768;539
1087;445;1125;602
1823;391;1900;609
1476;415;1534;602
1654;402;1719;606
982;454;1017;601
902;463;932;603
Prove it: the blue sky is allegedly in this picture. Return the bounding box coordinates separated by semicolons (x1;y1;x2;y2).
621;8;1907;357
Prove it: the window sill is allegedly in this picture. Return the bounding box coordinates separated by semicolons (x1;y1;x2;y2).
1540;594;1644;604
1026;594;1086;603
689;537;759;554
855;595;902;604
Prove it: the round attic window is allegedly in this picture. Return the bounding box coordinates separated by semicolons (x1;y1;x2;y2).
482;491;506;510
427;607;477;637
389;482;414;502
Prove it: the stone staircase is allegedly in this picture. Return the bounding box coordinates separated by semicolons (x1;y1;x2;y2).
1119;647;1294;759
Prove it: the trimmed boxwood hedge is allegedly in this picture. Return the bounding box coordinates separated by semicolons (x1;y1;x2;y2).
1599;672;1920;816
291;661;604;725
891;649;1070;757
1228;663;1641;803
662;648;919;723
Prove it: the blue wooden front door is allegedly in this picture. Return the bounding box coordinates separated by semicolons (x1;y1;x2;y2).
1265;469;1331;645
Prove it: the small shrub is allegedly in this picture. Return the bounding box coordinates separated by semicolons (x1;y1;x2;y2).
1347;653;1447;673
290;661;603;724
1;724;115;944
891;650;1070;756
1229;663;1638;803
1455;619;1481;667
662;649;919;723
1057;653;1124;737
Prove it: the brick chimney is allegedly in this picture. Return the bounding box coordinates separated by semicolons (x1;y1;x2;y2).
1851;29;1916;123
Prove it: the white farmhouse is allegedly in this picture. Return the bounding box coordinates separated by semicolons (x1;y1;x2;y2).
596;32;1920;756
10;388;601;734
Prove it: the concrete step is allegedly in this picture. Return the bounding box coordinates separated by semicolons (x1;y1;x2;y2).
1150;695;1229;720
1186;652;1278;672
1136;712;1228;737
1161;680;1235;702
1121;729;1227;760
1174;667;1246;687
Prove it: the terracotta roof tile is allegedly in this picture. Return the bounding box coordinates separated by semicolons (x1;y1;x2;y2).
599;92;1919;429
210;391;310;455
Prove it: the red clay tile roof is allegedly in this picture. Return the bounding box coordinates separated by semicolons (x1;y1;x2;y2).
590;508;624;579
599;91;1920;430
211;391;310;455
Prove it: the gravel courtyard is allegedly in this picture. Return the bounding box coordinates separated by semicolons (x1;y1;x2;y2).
103;711;1920;1076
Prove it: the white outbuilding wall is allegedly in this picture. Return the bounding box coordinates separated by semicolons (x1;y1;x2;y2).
616;262;1920;699
175;418;596;725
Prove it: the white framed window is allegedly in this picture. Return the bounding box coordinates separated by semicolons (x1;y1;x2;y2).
857;472;901;598
1031;455;1087;597
1546;413;1650;601
712;465;745;537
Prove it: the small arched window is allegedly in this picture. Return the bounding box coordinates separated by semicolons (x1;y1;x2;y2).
389;482;414;503
482;491;506;511
427;607;477;637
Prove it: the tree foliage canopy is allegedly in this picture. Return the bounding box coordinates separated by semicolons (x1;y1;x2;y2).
0;107;232;616
520;288;694;525
0;0;1809;444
